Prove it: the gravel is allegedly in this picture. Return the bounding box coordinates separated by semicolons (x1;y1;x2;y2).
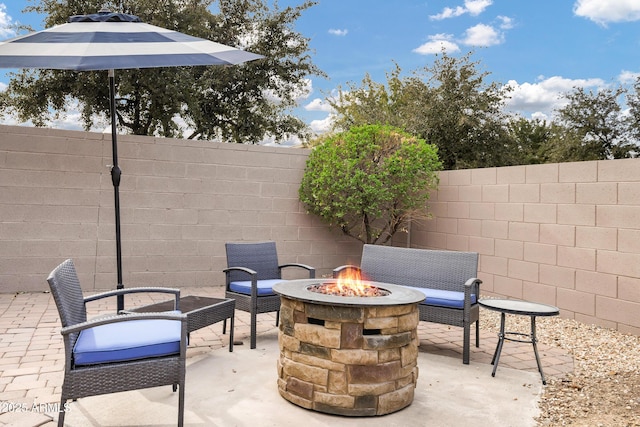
480;312;640;426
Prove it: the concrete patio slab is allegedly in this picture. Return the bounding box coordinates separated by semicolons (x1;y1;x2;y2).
59;329;542;427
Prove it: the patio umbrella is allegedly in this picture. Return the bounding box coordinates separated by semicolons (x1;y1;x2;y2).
0;10;263;310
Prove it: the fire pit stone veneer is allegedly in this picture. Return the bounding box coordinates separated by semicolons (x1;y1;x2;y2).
273;279;425;417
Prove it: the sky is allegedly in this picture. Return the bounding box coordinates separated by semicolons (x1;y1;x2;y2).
1;0;640;142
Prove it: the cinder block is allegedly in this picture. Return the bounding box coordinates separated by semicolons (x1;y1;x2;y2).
481;220;508;239
576;182;617;204
493;275;523;299
524;242;557;265
618;276;640;303
522;281;556;305
541;183;575;204
597;250;640;277
481;185;509;202
598;205;640;229
508;259;539;281
468;236;495;255
509;184;540;203
558;204;595;226
524;203;557;224
495;239;523;260
539;224;575;246
497;165;525;184
596;296;640;325
495;203;523;221
471;168;496;185
557;288;595;316
576;270;617;298
575;226;617;250
508;222;539;242
558;246;596;271
539;264;575;289
618;182;640;205
559;160;597;183
525;164;558;183
469;202;495;220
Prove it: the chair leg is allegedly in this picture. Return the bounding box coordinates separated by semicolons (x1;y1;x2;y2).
475;320;480;347
463;322;470;365
57;395;66;427
178;381;185;427
222;318;227;334
229;314;234;352
275;310;280;327
250;309;257;349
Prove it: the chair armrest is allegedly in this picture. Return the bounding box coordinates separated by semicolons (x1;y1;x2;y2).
84;287;181;310
279;263;316;278
223;266;258;278
463;278;482;309
332;265;360;278
60;311;187;336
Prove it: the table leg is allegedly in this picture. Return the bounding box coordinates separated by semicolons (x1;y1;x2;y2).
530;316;547;384
491;312;506;377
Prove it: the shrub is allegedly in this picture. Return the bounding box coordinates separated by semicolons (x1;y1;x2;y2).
299;124;441;244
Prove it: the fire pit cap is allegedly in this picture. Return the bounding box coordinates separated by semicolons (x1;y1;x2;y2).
273;279;425;307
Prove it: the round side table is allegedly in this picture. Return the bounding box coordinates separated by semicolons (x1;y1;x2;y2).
479;298;559;384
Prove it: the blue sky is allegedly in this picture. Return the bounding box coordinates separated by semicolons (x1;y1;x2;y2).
1;0;640;140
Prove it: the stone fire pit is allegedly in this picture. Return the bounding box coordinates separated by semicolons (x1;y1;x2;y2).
273;279;425;416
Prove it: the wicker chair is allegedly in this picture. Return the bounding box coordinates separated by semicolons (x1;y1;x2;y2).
223;241;315;349
47;259;188;427
334;244;481;364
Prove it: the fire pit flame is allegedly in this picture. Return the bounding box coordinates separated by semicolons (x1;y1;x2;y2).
307;269;390;297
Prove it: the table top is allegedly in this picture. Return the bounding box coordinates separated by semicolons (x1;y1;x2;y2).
479;298;559;317
132;295;232;313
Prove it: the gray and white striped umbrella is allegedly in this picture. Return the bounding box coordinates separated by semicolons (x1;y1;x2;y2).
0;11;263;70
0;11;263;308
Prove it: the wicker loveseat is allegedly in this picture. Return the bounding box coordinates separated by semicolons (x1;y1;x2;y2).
334;244;481;364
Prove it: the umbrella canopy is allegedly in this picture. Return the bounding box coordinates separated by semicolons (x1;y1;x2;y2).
0;12;263;70
0;11;263;309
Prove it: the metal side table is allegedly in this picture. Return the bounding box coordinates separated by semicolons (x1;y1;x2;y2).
479;298;559;384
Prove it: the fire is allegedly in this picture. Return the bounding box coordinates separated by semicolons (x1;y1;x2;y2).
307;269;389;297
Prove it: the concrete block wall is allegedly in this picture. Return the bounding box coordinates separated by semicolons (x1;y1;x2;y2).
406;161;640;335
0;125;358;293
1;124;638;335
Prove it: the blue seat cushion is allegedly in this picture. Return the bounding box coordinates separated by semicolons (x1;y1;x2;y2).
73;318;182;366
407;287;477;309
229;279;282;296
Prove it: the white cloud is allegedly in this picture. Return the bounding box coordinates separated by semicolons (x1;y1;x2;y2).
574;0;640;24
413;33;460;55
310;115;335;134
619;70;640;84
0;4;16;39
430;0;492;20
462;23;503;46
503;75;606;117
305;98;333;112
497;15;514;30
328;28;348;36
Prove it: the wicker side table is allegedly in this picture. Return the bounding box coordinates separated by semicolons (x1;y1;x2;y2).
132;295;235;352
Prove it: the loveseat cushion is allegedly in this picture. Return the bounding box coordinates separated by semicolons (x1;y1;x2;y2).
229;279;282;296
73;318;182;366
407;287;477;309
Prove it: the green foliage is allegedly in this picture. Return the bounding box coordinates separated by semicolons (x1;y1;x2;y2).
328;53;513;170
3;0;324;143
299;125;441;244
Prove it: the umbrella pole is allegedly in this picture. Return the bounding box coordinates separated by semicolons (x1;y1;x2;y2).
109;69;124;312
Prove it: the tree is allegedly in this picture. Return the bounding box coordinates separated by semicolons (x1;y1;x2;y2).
328;52;513;170
299;124;441;245
552;86;637;160
2;0;324;143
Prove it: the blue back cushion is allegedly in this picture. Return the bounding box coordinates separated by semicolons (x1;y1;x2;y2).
73;318;181;366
